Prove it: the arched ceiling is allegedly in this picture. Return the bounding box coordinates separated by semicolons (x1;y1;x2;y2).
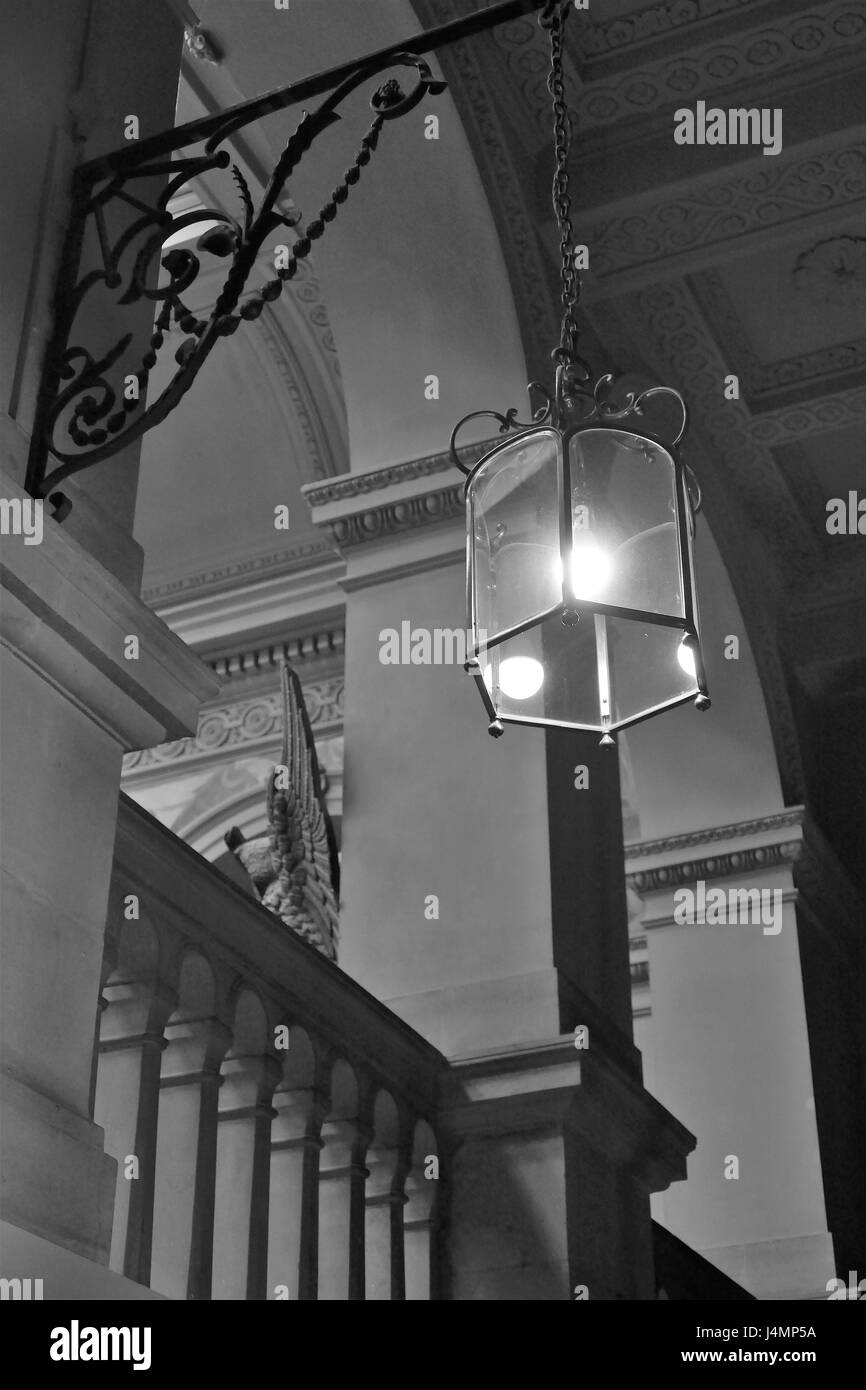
135;0;528;606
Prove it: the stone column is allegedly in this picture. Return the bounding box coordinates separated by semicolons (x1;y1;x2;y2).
318;1115;371;1301
151;1016;232;1300
365;1138;410;1300
268;1083;328;1301
212;1055;280;1300
94;945;176;1285
404;1166;439;1301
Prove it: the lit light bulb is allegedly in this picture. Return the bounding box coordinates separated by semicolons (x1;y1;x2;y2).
677;640;696;678
556;543;612;600
496;656;545;700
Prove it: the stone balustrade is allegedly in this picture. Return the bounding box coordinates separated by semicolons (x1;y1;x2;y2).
94;794;445;1300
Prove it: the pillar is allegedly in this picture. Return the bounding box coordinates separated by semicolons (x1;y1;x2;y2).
212;1054;280;1300
151;1014;232;1299
268;1081;328;1301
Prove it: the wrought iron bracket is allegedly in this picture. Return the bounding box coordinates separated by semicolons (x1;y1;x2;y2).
26;0;547;511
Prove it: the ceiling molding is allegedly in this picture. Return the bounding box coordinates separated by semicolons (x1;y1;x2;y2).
303;437;492;509
573;0;789;66
142;538;335;606
564;1;866;136
689;268;866;408
747;380;866;444
629;841;801;896
582;136;866;283
207;628;345;683
626;806;804;858
324;482;465;552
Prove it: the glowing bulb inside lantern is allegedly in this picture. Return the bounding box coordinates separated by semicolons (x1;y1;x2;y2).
556;543;612;600
490;655;545;701
677;640;696;678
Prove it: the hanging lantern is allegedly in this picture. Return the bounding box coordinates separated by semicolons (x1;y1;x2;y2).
450;1;709;744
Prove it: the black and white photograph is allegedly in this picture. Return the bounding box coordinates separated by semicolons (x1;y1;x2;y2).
1;0;864;1351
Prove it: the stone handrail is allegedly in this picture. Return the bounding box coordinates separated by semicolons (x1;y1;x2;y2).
94;793;447;1300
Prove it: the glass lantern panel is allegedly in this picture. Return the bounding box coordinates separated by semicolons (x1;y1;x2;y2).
468;429;562;648
603;615;698;728
479;611;601;729
566;429;685;620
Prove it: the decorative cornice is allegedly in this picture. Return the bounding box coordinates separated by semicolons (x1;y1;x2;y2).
628;841;802;894
326;483;465;551
625;807;805;858
142;539;334;606
567;3;866;134
122;675;345;776
208;628;345;682
585;140;866;280
303;438;491;509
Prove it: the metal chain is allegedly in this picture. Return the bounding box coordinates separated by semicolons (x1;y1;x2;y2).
541;1;579;361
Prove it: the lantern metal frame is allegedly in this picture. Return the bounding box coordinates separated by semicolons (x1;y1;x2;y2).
451;359;711;742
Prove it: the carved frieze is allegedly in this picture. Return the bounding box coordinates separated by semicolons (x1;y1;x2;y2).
747;382;866;444
626;807;805;858
586;143;866;279
327;484;465;550
568;3;866;133
303;439;492;510
573;0;774;62
122;675;345;776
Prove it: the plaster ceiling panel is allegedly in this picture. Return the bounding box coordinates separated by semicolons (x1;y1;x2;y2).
710;235;866;362
787;421;866;499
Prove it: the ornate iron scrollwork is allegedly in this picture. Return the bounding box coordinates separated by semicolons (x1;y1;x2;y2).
27;0;549;510
28;58;445;506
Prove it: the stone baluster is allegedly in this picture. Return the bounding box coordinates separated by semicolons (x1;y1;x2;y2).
267;1030;328;1301
151;1008;232;1300
404;1122;440;1301
212;1052;280;1300
318;1062;370;1300
364;1096;410;1300
94;966;175;1285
